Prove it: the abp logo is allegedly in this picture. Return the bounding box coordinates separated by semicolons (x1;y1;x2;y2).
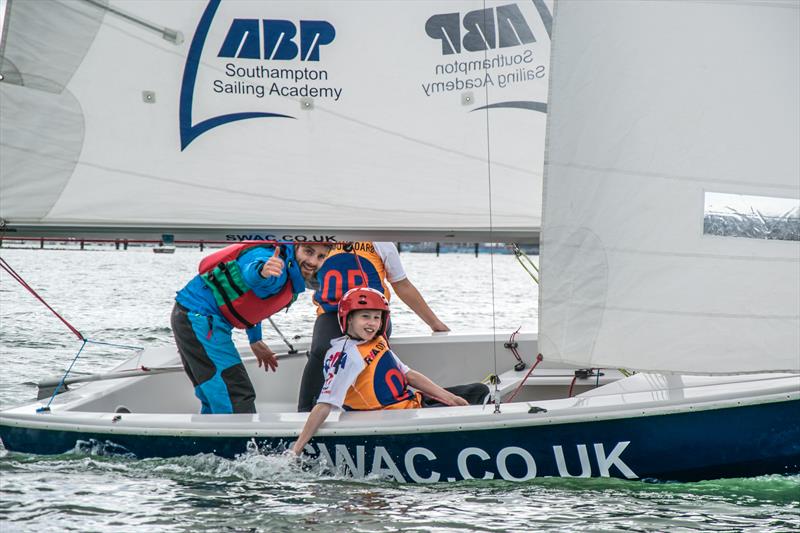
218;19;335;61
425;3;539;55
180;1;338;150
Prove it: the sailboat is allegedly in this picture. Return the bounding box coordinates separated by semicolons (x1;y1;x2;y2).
153;234;176;254
1;0;798;482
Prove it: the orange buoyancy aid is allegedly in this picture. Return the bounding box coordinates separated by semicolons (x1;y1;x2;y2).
343;336;422;411
313;242;391;314
198;242;296;329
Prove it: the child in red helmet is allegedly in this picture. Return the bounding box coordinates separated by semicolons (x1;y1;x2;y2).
290;287;488;456
297;241;449;412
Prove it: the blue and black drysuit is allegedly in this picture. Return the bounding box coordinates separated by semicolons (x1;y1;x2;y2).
171;245;306;414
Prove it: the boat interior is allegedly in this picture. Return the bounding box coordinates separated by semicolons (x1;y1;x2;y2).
38;332;627;415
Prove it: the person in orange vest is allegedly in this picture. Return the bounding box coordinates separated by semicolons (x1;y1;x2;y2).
289;287;488;455
297;242;450;411
171;242;331;414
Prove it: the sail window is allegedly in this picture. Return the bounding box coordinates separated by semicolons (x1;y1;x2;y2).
703;192;800;241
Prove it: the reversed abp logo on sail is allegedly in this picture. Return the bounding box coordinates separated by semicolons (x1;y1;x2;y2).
420;1;552;112
425;3;537;56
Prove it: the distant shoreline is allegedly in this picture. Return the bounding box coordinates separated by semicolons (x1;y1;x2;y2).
0;241;540;255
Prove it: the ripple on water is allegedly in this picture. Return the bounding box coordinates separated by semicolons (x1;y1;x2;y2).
1;448;798;531
1;249;797;532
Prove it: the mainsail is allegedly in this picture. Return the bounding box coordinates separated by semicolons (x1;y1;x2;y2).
539;0;800;373
0;0;552;243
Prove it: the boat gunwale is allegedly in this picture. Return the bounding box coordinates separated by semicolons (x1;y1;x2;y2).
2;383;797;439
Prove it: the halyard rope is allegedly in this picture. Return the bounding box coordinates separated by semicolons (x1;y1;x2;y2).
480;1;501;412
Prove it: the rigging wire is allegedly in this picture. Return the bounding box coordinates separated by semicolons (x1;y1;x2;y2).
0;256;143;410
38;339;87;412
0;256;84;341
36;338;144;411
80;0;183;44
510;243;540;284
268;317;297;354
480;1;500;413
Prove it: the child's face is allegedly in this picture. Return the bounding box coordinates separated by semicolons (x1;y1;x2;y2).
347;309;383;340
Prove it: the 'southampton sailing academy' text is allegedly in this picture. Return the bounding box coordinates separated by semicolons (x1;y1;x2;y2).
421;50;545;97
213;63;343;100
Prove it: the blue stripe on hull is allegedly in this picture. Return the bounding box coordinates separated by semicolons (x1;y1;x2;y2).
2;399;798;482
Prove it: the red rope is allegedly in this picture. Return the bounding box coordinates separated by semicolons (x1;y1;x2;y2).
346;242;369;288
0;257;84;341
508;327;523;364
568;374;579;398
506;353;544;402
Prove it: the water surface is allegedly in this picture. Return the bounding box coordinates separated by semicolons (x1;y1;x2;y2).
1;246;797;532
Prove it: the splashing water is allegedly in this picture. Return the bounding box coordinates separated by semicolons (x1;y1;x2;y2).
1;248;797;532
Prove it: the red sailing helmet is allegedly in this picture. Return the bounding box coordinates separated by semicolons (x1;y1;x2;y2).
338;287;390;336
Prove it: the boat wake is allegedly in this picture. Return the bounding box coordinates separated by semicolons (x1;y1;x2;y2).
2;435;798;505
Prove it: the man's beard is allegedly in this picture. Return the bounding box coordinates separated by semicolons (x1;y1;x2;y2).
304;272;320;289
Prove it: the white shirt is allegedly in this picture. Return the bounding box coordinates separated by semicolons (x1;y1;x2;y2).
373;242;407;284
317;335;410;410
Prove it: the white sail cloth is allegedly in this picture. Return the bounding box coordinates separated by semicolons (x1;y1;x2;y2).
539;0;800;373
0;0;552;242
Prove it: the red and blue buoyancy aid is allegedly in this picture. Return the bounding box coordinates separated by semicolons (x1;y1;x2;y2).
198;243;300;329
